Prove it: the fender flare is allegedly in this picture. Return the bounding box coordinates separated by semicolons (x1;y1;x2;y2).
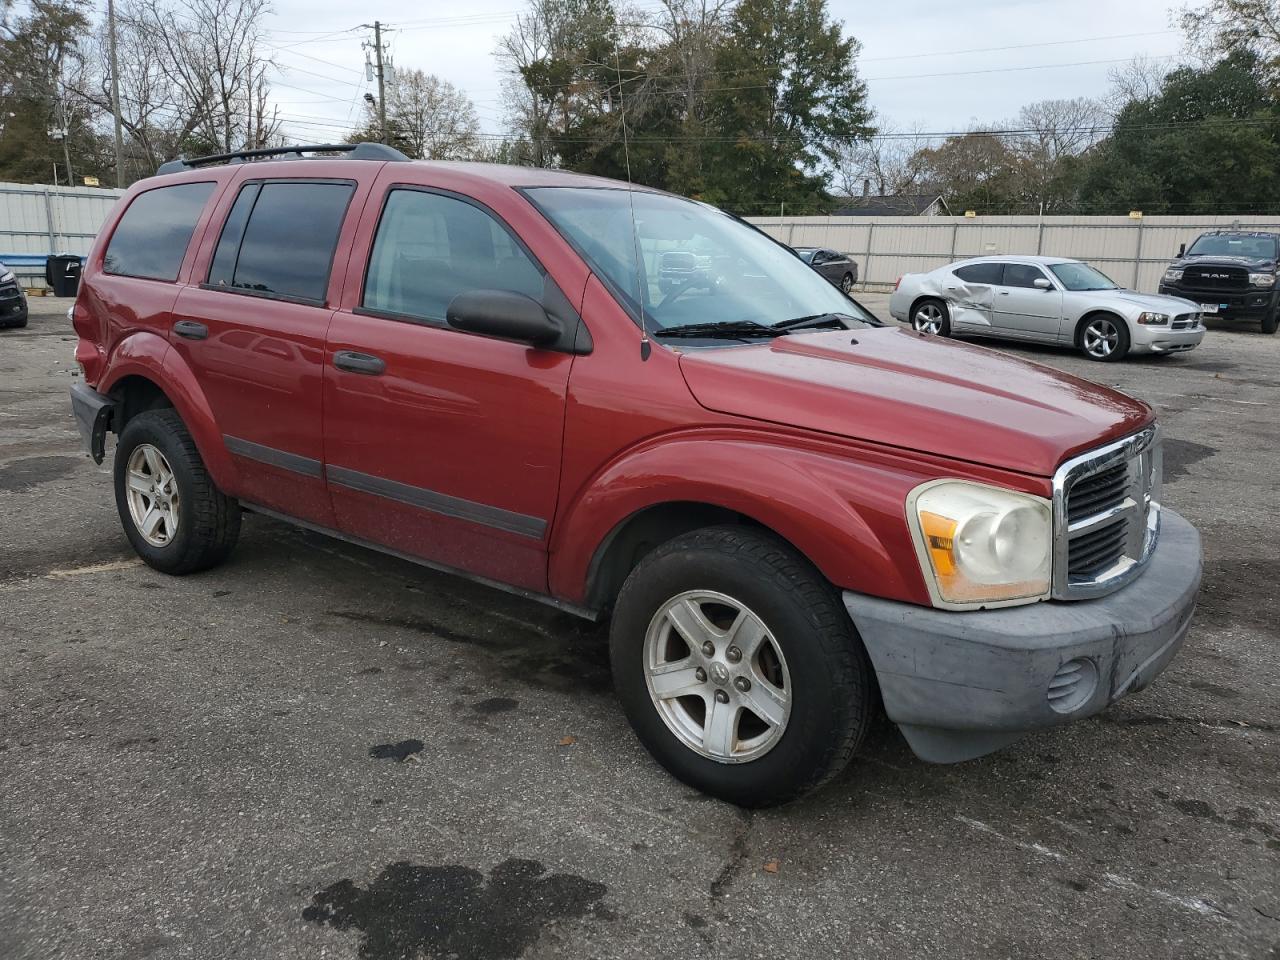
98;332;239;491
548;434;929;607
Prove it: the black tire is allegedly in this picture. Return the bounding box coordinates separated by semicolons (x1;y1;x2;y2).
113;408;240;574
609;526;875;807
1078;313;1130;362
840;272;854;294
1262;306;1279;334
910;297;951;336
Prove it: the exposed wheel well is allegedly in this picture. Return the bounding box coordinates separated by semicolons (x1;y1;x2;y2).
108;375;173;433
586;502;784;613
1073;310;1125;346
909;295;946;322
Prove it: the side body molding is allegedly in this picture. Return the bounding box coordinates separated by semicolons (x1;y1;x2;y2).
97;331;239;491
547;432;939;609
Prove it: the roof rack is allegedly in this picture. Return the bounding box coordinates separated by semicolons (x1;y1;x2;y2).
155;142;408;177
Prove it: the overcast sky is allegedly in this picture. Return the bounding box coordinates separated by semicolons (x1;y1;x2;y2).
258;0;1187;144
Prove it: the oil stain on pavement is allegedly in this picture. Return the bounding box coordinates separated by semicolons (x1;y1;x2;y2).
0;454;78;491
368;739;424;762
302;858;608;960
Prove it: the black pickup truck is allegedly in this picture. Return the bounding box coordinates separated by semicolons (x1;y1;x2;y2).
1159;231;1279;334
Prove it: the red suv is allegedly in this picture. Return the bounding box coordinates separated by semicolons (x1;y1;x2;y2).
70;144;1202;806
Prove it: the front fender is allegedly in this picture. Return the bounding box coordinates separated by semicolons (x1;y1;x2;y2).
98;331;239;491
548;433;937;608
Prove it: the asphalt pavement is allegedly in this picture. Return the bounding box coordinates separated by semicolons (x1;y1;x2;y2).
1;293;1277;960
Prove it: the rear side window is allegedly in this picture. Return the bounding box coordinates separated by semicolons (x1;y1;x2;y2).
1002;263;1049;288
104;182;216;281
953;262;1003;284
207;180;354;303
362;188;544;323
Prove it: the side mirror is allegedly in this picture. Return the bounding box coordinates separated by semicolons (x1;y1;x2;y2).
1177;243;1186;258
446;289;561;347
1033;277;1053;290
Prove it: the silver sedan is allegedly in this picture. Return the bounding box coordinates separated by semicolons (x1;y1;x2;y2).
889;256;1206;361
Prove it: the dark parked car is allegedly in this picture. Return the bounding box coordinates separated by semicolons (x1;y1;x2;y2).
0;261;29;328
1158;231;1279;334
794;246;857;293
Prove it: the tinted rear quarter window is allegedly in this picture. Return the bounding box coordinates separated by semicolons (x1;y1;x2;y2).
953;262;1003;284
104;182;216;281
208;180;354;303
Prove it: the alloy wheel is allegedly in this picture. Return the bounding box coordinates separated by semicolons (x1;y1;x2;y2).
913;303;944;334
124;443;180;547
841;274;854;293
643;590;792;763
1083;318;1120;358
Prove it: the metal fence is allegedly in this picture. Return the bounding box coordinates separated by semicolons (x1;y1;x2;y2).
0;181;126;288
747;214;1280;294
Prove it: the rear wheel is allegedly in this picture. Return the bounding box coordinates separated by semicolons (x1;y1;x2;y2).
1079;314;1130;361
911;298;950;336
114;409;240;574
609;526;875;807
840;272;854;294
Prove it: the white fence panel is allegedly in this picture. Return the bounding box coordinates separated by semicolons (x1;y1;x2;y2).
748;213;1280;294
0;182;126;286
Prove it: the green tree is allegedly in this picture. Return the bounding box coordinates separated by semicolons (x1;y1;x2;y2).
0;0;102;184
698;0;873;213
1075;52;1280;214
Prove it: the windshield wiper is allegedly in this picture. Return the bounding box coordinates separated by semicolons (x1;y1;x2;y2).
772;312;857;332
653;320;784;340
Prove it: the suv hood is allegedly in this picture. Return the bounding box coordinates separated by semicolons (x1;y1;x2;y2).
677;327;1153;477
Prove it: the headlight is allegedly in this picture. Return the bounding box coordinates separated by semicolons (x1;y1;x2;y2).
0;270;13;283
1137;312;1169;325
1248;273;1275;287
908;480;1052;608
1162;268;1183;283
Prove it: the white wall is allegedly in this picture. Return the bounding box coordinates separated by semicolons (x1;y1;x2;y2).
748;214;1280;293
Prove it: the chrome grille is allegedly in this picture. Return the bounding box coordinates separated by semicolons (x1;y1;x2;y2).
1053;426;1161;600
1171;313;1197;330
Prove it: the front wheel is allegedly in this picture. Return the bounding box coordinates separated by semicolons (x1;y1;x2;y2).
911;298;950;336
840;272;854;294
1079;314;1130;361
609;526;875;807
1261;306;1279;334
114;409;241;574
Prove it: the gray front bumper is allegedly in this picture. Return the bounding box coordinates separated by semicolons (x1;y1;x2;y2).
844;508;1202;763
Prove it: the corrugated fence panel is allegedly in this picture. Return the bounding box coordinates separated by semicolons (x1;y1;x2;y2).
747;213;1280;293
0;181;126;285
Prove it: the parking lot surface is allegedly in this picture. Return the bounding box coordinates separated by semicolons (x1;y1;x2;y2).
2;295;1277;960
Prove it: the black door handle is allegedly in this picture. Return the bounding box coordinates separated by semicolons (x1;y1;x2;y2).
173;319;208;340
333;350;386;376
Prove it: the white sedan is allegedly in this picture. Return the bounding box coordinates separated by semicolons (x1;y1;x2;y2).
889;255;1206;361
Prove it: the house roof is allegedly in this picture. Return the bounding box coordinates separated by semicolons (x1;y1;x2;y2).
829;194;949;217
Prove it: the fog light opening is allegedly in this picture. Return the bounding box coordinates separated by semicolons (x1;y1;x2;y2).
1047;658;1098;714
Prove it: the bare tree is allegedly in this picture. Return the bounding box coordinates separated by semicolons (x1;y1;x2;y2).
1179;0;1280;76
832;112;932;197
1105;55;1170;113
355;70;480;159
134;0;274;154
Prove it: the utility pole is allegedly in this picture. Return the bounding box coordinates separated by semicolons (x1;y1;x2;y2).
107;0;126;186
371;21;388;145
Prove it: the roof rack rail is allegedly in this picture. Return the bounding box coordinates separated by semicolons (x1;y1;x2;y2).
155;142;408;177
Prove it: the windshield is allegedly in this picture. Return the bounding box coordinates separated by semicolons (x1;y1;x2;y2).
525;188;877;336
795;248;816;263
1187;234;1278;259
1050;261;1119;291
